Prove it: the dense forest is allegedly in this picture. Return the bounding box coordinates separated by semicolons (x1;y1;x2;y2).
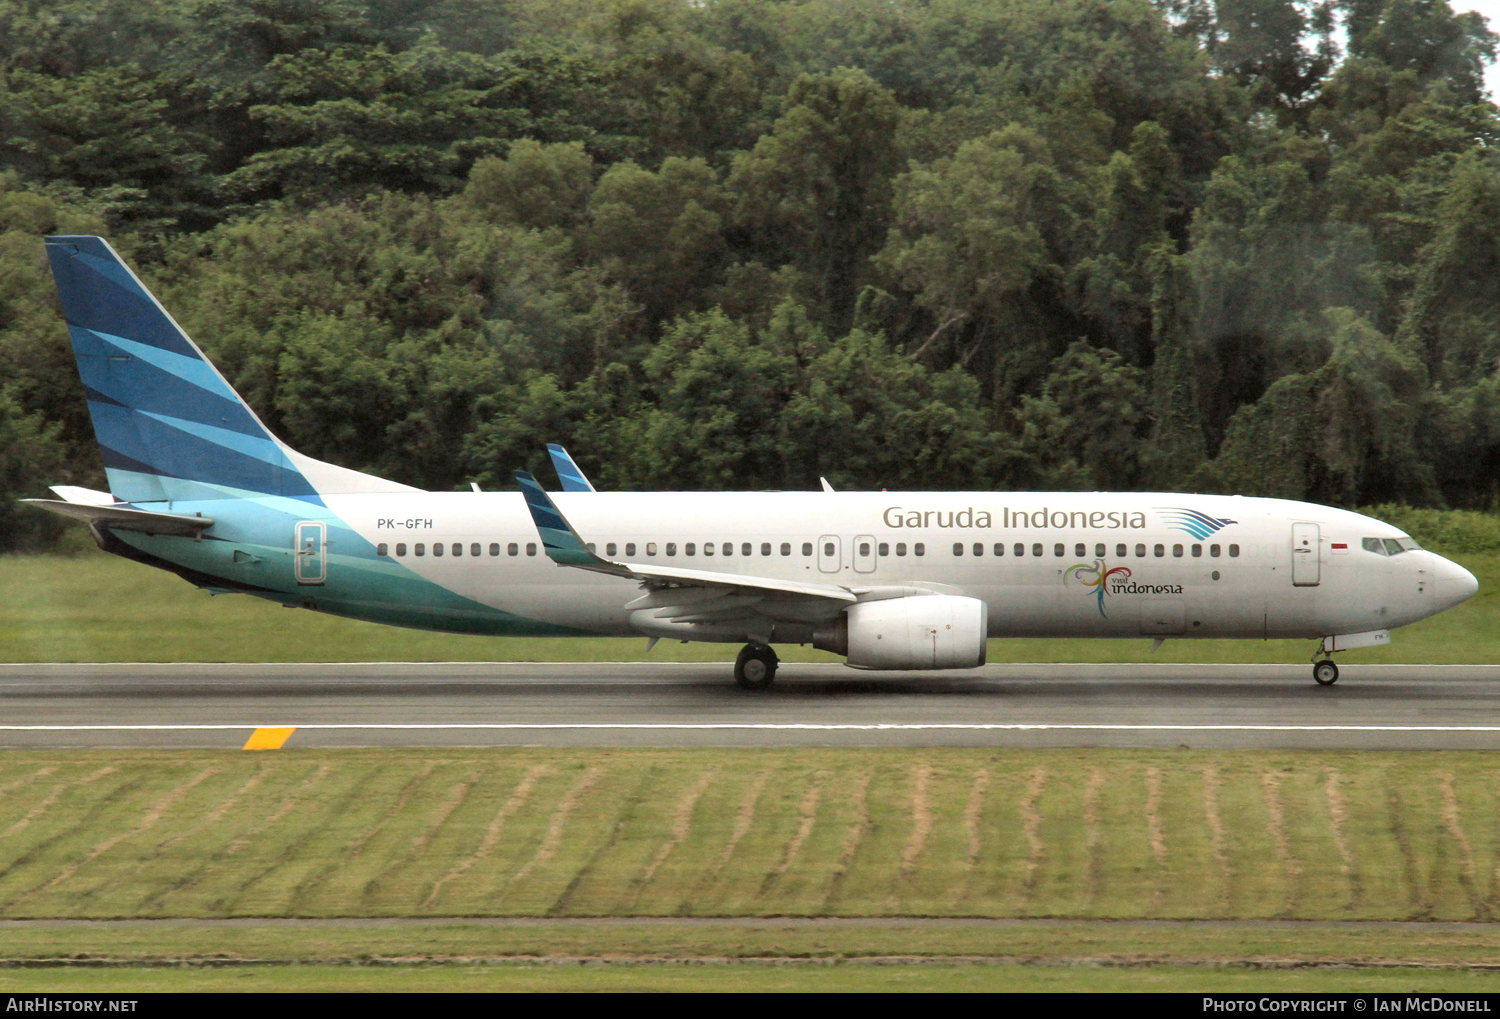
1;0;1498;548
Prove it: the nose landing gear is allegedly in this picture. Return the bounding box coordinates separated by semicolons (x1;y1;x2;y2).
1313;659;1339;686
735;643;779;690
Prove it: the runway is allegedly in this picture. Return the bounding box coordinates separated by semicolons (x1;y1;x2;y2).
1;661;1499;749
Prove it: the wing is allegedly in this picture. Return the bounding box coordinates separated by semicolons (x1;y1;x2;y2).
513;471;854;603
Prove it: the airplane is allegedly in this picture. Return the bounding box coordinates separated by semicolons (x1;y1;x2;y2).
24;236;1479;690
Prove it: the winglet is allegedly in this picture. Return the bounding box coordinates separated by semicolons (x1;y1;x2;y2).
547;444;596;493
514;471;617;569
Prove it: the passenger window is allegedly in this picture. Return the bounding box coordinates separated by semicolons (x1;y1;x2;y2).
606;542;617;557
1054;543;1064;557
953;542;964;556
1116;544;1127;557
1229;544;1240;557
666;542;677;556
1210;544;1220;557
433;543;443;557
507;542;518;556
1075;543;1086;557
703;542;714;556
416;543;426;556
879;542;889;556
973;543;983;556
896;542;907;556
1095;544;1105;557
1154;544;1164;557
1173;544;1183;558
396;543;407;556
1015;543;1025;557
1135;544;1145;557
1191;544;1201;558
685;542;695;555
646;543;657;556
994;543;1005;556
914;543;925;556
823;542;835;557
798;542;808;556
761;543;771;556
377;543;388;557
1362;538;1385;554
526;543;536;556
1032;543;1043;557
782;543;793;556
626;543;636;557
454;543;464;556
723;542;733;555
860;542;871;557
743;543;753;556
487;543;498;556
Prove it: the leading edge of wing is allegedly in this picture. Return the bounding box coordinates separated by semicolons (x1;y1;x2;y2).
512;471;855;603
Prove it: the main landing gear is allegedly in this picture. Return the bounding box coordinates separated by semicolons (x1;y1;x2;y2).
735;643;779;691
1313;659;1340;686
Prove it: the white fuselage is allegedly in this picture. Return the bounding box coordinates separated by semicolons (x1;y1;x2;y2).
323;490;1475;642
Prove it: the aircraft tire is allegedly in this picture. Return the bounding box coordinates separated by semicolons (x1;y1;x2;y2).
735;643;778;691
1313;660;1339;686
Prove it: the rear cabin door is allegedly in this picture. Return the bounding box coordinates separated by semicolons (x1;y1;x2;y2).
852;534;876;574
1292;522;1320;587
295;521;326;585
818;534;841;574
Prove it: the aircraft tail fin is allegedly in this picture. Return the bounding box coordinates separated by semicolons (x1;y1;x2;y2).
546;444;596;492
44;235;416;503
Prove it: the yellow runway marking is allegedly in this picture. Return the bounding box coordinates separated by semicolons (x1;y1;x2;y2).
242;727;296;750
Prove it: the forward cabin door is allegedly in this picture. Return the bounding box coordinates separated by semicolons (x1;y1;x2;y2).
1291;522;1320;587
295;521;326;585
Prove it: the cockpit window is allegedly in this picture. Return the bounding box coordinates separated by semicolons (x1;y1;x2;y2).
1382;538;1404;556
1363;536;1421;555
1397;537;1422;552
1362;538;1386;555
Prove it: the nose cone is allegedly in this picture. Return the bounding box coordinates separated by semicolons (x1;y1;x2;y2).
1434;556;1479;611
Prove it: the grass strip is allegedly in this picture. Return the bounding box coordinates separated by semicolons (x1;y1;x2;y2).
0;748;1489;921
3;961;1500;992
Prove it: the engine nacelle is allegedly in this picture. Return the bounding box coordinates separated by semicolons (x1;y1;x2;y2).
815;595;988;670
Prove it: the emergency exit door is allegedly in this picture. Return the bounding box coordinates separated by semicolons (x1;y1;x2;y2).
1291;522;1320;586
818;534;841;573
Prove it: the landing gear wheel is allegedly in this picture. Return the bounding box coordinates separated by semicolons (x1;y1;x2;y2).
735;643;779;691
1313;660;1339;686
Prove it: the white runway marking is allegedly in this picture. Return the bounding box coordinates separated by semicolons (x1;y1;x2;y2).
4;723;1500;733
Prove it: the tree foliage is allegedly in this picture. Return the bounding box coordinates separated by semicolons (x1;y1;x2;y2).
3;0;1500;548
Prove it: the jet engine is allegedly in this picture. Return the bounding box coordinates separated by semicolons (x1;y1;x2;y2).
815;595;988;670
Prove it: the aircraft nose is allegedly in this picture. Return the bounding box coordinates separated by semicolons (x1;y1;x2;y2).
1433;556;1479;609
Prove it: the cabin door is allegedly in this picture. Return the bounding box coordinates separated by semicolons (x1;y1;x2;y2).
1291;522;1320;587
852;535;877;574
295;521;327;585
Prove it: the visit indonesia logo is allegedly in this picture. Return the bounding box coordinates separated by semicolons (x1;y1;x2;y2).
1066;560;1132;618
1065;560;1187;617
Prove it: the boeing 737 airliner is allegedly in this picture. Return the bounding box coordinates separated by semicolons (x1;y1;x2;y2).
25;236;1479;688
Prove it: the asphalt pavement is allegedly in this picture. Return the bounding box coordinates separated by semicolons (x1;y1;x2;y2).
0;661;1497;750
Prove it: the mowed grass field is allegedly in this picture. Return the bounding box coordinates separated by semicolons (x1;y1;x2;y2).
0;748;1490;922
1;538;1497;663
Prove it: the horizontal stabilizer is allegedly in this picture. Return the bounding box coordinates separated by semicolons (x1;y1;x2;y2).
22;499;214;538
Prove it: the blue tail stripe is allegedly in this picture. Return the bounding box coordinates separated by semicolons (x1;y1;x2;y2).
138;412;291;468
89;329;238;401
50;243;198;358
70;326;266;438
